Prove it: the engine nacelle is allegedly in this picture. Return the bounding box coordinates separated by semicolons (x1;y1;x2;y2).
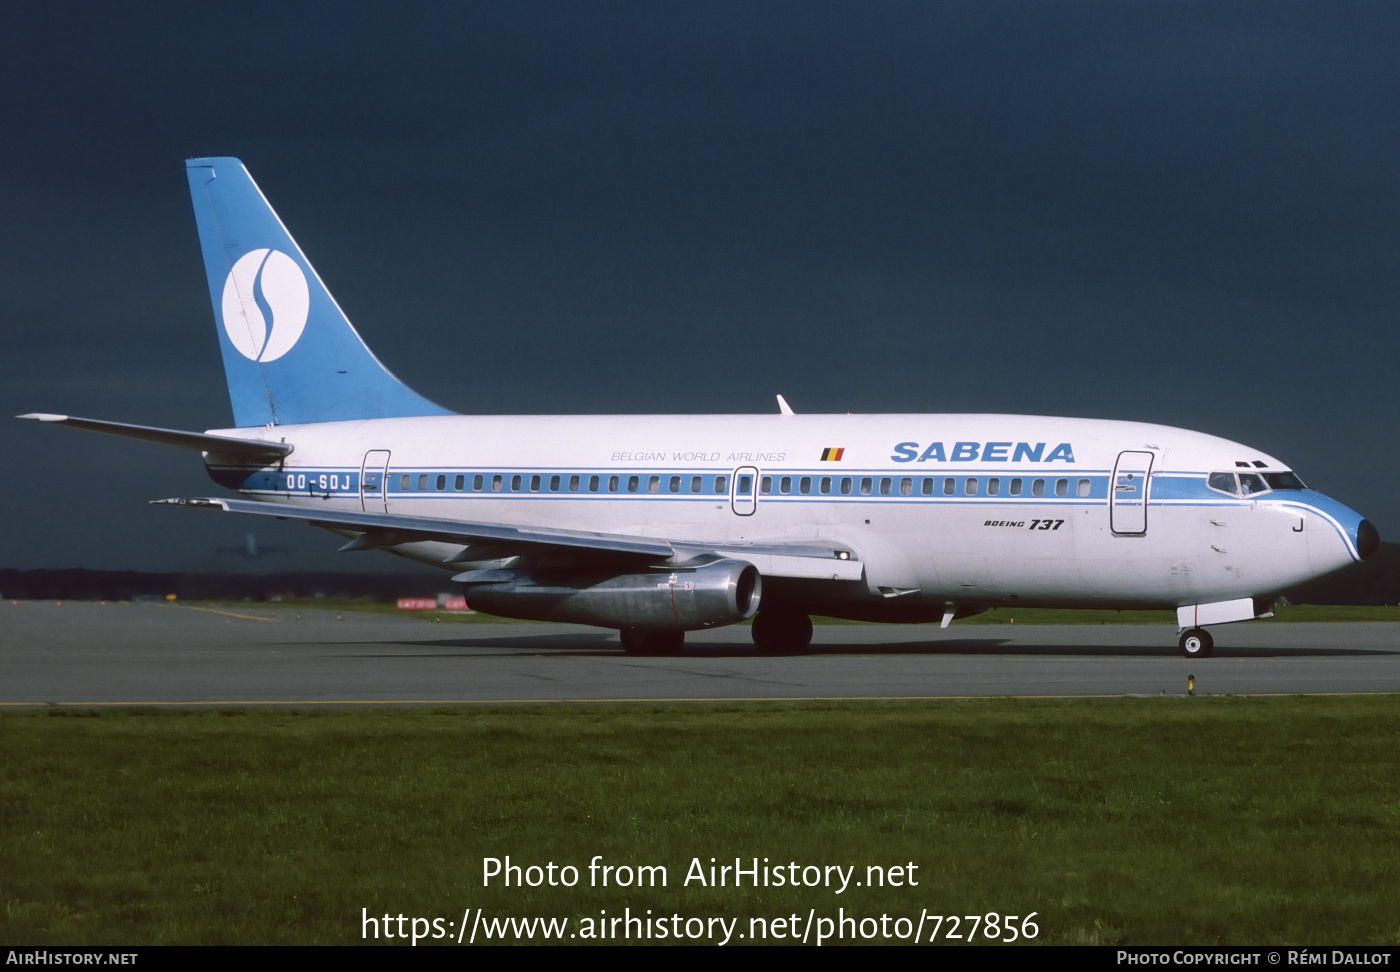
460;559;762;631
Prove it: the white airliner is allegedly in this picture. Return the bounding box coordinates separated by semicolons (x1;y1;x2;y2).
20;158;1379;657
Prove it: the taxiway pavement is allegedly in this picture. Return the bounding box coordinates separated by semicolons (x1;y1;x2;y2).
3;601;1398;705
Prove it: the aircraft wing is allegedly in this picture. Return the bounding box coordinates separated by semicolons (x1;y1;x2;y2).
153;497;864;581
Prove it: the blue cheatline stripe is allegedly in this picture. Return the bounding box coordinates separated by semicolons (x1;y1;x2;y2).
222;468;1119;498
213;465;1328;509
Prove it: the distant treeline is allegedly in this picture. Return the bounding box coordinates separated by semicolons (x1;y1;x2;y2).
2;544;1398;605
0;569;450;602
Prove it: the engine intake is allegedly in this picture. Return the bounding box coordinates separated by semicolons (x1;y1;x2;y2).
459;558;762;631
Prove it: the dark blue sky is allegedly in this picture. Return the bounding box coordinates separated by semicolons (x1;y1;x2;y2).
4;2;1398;572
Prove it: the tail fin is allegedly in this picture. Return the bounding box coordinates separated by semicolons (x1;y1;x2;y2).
185;157;453;427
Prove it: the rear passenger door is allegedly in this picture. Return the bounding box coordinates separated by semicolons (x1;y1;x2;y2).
360;450;391;513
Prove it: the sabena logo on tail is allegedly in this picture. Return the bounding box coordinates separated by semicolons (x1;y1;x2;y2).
220;248;309;362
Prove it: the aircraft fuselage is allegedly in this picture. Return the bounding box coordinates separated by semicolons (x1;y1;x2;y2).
203;411;1370;622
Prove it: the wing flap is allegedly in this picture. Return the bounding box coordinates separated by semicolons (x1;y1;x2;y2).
153;496;863;579
153;497;674;558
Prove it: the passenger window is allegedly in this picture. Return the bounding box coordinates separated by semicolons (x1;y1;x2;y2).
550;475;561;492
840;477;853;495
1077;479;1091;497
511;474;522;491
987;477;1000;496
1208;472;1239;495
400;474;410;491
435;475;446;491
628;475;640;493
820;477;831;495
779;476;792;494
943;478;955;496
665;476;678;493
691;476;702;493
964;478;977;496
454;475;464;491
589;475;600;492
921;478;933;496
568;475;579;492
609;476;620;492
648;476;660;493
715;475;728;493
736;476;751;495
472;475;484;491
491;474;503;492
761;476;772;494
860;478;873;495
417;474;428;491
1010;478;1022;497
1055;479;1068;497
799;476;811;495
530;475;541;492
900;478;912;496
1031;479;1045;497
879;478;892;495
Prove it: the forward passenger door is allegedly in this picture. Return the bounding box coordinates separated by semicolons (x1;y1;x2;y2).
730;466;758;516
1110;451;1153;535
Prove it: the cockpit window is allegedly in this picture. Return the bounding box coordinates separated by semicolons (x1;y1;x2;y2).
1208;472;1239;495
1210;470;1302;496
1238;472;1268;496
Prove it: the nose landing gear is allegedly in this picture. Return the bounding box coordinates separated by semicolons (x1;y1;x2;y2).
1179;627;1214;658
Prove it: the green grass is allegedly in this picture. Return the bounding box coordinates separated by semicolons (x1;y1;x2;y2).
4;698;1400;944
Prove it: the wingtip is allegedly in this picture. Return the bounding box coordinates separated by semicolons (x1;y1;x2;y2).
150;497;230;510
17;413;66;422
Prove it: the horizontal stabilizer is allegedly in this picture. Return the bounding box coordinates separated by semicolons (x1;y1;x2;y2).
18;414;292;460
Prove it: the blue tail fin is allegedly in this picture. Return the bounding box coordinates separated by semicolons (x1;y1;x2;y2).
185;157;453;427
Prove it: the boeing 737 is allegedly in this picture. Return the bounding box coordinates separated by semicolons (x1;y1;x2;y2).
20;158;1381;657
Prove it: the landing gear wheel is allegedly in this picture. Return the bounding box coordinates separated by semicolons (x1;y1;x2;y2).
1179;628;1214;658
620;628;684;655
751;611;813;653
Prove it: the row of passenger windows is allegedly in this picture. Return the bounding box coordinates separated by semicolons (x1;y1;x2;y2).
396;471;1095;498
764;475;1092;498
400;473;733;494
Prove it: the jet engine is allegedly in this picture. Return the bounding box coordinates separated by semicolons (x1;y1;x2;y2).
456;558;762;631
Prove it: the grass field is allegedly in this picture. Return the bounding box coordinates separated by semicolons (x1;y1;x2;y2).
3;697;1399;945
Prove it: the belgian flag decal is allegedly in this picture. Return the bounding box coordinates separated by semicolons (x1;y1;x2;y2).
819;447;845;461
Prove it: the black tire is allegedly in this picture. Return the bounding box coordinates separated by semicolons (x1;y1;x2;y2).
751;611;813;653
1179;628;1214;658
620;628;684;655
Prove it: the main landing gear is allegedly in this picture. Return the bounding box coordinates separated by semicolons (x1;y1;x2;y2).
1178;627;1214;658
620;628;684;655
751;611;813;653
